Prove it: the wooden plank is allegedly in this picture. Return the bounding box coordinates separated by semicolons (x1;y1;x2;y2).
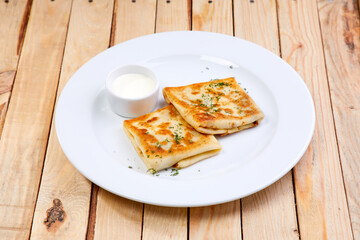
277;0;353;238
143;205;187;240
112;0;157;44
0;0;73;239
155;0;191;32
190;1;241;239
233;0;299;239
192;0;232;34
94;190;143;240
190;201;240;240
317;0;360;238
29;1;114;239
0;0;32;135
94;0;157;239
141;1;190;239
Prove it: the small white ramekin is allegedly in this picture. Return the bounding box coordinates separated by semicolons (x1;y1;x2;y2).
105;65;159;118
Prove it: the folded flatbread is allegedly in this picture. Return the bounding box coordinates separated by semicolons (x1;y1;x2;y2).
163;77;264;135
123;105;221;171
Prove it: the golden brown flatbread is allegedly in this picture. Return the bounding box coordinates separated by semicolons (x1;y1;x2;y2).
123;105;221;171
163;77;264;135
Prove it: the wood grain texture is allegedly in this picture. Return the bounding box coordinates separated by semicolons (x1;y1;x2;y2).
94;189;143;240
0;0;32;135
317;0;360;238
190;201;241;240
143;205;187;240
155;0;191;32
233;0;299;239
141;1;190;239
192;0;232;34
29;1;114;239
112;0;157;44
277;0;353;238
0;0;73;239
93;0;157;239
190;1;241;239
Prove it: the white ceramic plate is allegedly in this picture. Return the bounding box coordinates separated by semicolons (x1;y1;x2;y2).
56;31;315;207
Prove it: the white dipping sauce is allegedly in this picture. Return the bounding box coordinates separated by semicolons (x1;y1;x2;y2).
111;73;155;99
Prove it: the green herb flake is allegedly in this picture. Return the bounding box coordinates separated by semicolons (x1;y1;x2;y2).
156;142;162;149
151;150;155;153
128;166;133;169
170;169;179;176
206;67;209;70
168;148;172;153
147;168;157;175
147;155;150;158
174;133;183;144
189;140;194;143
146;132;149;134
229;65;233;69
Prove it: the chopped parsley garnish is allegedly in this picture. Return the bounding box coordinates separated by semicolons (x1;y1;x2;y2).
165;138;170;142
128;166;133;169
146;132;149;134
229;65;233;69
174;133;183;144
151;150;155;153
189;140;194;143
156;142;162;149
155;155;159;157
225;110;231;114
209;82;230;88
168;148;172;153
147;168;156;175
170;169;179;176
147;155;150;158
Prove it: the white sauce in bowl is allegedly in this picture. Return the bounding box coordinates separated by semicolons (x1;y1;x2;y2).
111;73;155;99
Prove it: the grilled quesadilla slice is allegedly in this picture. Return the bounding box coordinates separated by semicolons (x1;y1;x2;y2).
123;105;221;171
163;77;264;135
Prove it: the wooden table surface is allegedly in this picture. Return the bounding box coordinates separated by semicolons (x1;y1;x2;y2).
1;0;359;239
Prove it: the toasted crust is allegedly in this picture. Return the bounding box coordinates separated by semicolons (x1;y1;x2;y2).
163;77;264;134
123;105;221;171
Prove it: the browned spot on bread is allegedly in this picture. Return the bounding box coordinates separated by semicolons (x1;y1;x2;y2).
194;112;216;121
184;132;194;143
156;129;172;135
44;199;66;232
158;122;171;129
147;117;158;123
